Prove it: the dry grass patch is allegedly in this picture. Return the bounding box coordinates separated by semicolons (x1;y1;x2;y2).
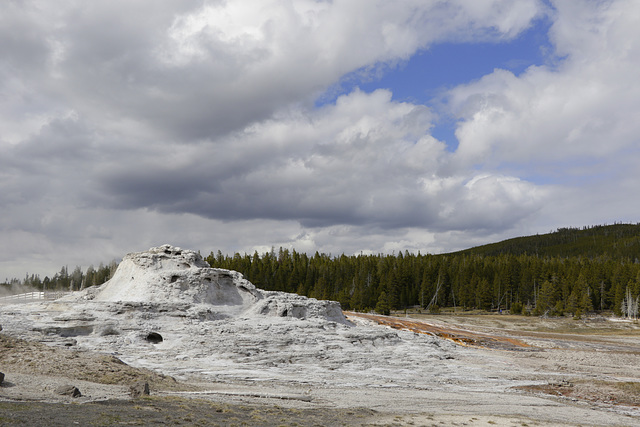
0;333;192;392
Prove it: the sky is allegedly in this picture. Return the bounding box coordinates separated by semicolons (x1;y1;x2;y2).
3;0;640;280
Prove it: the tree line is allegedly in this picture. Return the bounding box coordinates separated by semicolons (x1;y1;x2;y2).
205;247;640;317
1;261;118;293
5;224;640;317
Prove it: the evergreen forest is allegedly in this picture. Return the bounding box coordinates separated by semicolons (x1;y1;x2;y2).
206;224;640;317
1;262;118;294
5;223;640;317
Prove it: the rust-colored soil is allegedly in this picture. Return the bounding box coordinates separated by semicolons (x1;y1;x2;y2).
346;312;531;350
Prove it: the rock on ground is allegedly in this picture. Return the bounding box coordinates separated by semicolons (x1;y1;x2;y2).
54;385;82;398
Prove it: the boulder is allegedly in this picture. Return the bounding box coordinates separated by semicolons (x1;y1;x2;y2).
129;381;150;398
0;371;4;385
55;384;82;397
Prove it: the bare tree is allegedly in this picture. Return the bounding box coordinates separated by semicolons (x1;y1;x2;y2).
621;288;639;320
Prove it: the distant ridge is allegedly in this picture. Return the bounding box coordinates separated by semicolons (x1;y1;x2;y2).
454;223;640;260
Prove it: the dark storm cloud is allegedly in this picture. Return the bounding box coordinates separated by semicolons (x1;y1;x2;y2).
85;89;452;229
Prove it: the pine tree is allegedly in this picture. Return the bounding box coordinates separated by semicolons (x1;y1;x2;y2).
375;290;390;315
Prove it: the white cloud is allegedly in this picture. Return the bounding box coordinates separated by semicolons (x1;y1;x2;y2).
1;0;545;144
449;0;640;171
7;0;608;280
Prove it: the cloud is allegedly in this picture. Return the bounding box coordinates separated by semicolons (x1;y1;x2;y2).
90;89;547;233
448;0;640;173
427;0;640;254
0;0;545;142
2;0;587;280
93;89;443;226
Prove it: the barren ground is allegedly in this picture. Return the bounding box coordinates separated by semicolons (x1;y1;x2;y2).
2;311;640;426
356;312;640;409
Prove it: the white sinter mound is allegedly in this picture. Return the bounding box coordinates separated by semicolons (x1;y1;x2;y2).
70;244;346;323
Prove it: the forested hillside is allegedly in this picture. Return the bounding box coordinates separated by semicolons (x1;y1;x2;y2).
207;224;640;317
457;223;640;259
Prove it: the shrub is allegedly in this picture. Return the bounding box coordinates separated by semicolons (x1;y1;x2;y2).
510;301;524;315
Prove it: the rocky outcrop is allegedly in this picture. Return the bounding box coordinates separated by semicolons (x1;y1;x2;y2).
64;244;348;324
73;245;261;307
249;291;346;323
